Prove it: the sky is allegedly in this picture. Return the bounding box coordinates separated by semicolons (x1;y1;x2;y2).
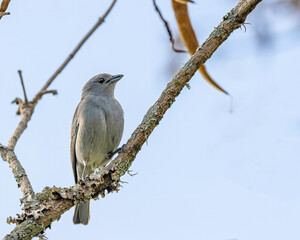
1;0;300;239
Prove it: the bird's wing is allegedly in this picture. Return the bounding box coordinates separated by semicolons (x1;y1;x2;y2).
71;105;80;183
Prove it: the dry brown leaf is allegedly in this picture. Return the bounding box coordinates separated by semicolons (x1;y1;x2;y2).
0;0;11;12
172;0;229;95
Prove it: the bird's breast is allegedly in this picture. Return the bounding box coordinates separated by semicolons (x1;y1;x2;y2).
75;97;124;172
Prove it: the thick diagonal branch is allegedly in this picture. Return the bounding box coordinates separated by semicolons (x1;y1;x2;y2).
4;0;262;238
0;145;34;196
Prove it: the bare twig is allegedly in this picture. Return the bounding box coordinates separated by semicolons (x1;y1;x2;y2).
153;0;186;53
240;22;250;32
127;169;138;177
4;0;262;238
18;70;28;104
31;90;57;104
8;102;34;149
40;0;117;92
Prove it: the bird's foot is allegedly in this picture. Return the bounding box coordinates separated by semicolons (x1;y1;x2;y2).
116;144;126;154
107;144;126;159
79;178;86;186
80;163;87;185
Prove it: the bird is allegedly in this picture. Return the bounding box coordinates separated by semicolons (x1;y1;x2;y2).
70;73;124;225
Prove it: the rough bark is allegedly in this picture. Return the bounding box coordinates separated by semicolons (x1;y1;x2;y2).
0;145;34;197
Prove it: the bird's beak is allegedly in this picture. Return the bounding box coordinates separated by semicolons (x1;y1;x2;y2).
109;74;124;84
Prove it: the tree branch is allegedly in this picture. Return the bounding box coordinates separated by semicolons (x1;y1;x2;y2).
17;70;28;104
31;90;57;105
0;145;34;197
7;100;34;149
153;0;186;52
4;0;262;238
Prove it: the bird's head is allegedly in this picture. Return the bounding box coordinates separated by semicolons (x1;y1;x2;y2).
82;73;123;97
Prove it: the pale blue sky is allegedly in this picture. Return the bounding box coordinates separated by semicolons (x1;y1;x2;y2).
1;0;300;239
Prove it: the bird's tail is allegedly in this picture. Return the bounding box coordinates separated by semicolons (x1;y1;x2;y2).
73;200;90;225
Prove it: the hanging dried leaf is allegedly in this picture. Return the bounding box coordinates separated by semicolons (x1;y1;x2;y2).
0;0;11;12
172;0;229;95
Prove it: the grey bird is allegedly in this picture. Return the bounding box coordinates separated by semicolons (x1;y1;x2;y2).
70;73;124;225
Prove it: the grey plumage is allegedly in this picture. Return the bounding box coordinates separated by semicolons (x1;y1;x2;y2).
71;73;124;225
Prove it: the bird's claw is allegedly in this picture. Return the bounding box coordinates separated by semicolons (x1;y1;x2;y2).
117;144;126;153
107;144;126;159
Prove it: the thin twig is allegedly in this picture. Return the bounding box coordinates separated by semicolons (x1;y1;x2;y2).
127;169;138;177
18;70;28;104
7;103;34;149
32;90;57;104
4;0;262;238
153;0;186;53
40;0;117;92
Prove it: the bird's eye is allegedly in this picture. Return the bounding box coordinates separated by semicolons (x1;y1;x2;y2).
98;78;105;84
